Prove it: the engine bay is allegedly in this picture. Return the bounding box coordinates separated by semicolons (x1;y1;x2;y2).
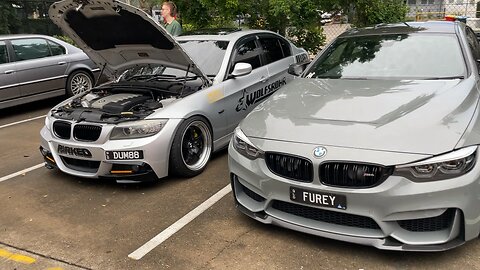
51;81;201;123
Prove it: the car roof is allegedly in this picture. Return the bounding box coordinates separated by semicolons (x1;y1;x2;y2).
339;21;460;38
176;29;283;42
0;34;56;41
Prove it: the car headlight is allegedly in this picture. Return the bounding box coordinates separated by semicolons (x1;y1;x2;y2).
394;146;477;182
110;119;168;140
232;127;264;160
44;115;51;131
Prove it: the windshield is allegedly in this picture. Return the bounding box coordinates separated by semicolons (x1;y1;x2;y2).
119;65;198;81
306;33;466;80
179;40;229;76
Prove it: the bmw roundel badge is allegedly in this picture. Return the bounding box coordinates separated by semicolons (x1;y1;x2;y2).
313;146;327;158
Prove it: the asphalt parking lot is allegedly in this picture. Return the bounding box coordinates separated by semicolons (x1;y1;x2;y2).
2;98;480;270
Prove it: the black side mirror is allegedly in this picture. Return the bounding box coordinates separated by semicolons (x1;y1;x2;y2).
288;62;309;76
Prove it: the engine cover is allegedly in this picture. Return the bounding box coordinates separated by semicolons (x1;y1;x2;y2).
90;93;150;114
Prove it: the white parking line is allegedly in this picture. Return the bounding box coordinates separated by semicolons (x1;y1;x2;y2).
0;115;46;129
0;164;44;183
128;184;232;260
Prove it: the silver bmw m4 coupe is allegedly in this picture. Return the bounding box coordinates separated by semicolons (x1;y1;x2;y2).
229;21;480;251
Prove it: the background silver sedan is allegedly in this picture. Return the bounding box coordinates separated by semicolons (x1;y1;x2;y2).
0;34;98;109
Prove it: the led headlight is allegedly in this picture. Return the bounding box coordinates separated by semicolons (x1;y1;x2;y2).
395;146;477;181
232;127;264;160
110;119;168;140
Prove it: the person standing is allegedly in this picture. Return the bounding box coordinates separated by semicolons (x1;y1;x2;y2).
161;1;182;36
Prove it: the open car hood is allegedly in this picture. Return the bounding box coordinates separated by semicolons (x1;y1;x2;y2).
49;0;210;82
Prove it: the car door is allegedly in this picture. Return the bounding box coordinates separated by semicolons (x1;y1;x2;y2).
11;38;69;98
258;34;295;91
0;40;21;103
220;35;271;133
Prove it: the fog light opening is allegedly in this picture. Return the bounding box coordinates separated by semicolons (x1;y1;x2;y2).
110;163;150;175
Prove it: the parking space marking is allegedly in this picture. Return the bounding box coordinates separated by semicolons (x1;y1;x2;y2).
0;163;44;183
128;184;232;260
0;249;36;264
0;115;46;129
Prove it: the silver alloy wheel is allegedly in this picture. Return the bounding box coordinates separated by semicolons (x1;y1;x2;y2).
70;72;92;95
180;120;212;171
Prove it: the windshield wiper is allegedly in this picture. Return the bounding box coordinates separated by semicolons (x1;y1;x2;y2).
422;76;465;80
125;74;177;81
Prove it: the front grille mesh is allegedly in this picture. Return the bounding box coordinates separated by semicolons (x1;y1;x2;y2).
272;200;380;230
73;125;102;142
265;153;313;182
398;209;456;232
53;121;71;139
61;156;100;173
320;162;393;188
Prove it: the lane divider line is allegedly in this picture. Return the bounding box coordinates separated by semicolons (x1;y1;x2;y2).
0;115;46;129
0;163;44;183
128;184;232;260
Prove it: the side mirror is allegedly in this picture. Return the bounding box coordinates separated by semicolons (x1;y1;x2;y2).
230;63;252;78
288;62;310;76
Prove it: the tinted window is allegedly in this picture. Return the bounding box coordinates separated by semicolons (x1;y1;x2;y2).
259;37;283;64
0;41;7;64
306;34;466;79
48;40;66;56
465;27;480;60
180;40;229;76
233;39;261;70
12;38;50;61
279;38;292;57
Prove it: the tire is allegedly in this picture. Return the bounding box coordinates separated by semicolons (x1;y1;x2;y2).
169;116;213;177
66;70;93;96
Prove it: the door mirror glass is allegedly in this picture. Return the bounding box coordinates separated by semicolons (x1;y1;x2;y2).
288;63;308;76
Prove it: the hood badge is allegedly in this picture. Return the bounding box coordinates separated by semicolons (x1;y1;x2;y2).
313;146;327;158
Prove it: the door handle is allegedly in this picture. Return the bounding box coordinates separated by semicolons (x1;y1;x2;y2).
58;61;67;65
4;70;15;74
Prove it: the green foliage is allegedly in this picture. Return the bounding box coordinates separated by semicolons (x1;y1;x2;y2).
287;26;325;55
350;0;408;27
53;35;76;46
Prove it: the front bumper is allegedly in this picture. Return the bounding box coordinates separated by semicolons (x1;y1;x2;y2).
39;118;182;181
228;141;480;251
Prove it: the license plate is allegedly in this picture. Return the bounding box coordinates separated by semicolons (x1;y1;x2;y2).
290;187;347;210
105;150;144;160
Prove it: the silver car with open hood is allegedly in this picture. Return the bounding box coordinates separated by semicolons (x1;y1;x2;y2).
40;0;307;181
229;21;480;251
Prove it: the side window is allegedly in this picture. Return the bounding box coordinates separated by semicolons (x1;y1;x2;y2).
279;38;292;57
259;37;284;65
466;27;480;60
0;41;8;64
11;38;51;61
47;40;66;56
232;39;261;71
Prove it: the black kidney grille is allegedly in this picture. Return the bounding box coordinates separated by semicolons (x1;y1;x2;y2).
320;162;394;188
265;153;313;182
73;125;102;142
272;200;380;229
398;209;455;232
53;121;71;139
